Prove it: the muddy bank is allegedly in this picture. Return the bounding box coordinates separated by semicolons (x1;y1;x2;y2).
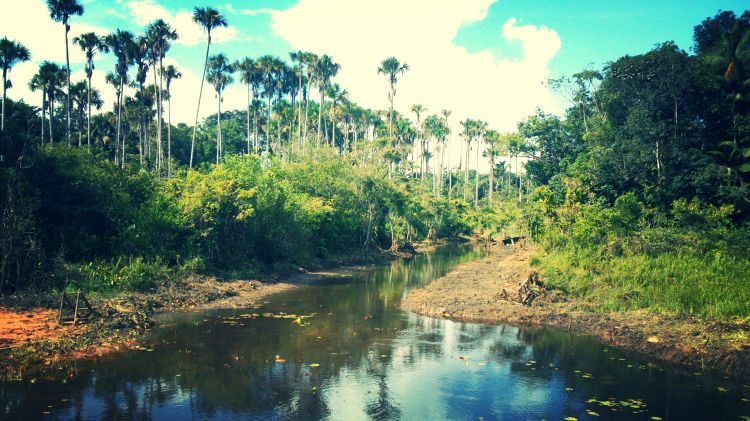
402;244;750;377
0;251;393;378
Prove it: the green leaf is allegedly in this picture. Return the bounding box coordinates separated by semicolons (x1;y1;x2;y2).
738;164;750;173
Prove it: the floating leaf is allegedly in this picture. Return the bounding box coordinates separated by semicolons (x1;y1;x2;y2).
651;417;663;421
564;417;577;421
646;336;660;343
719;387;729;393
587;410;600;416
565;387;574;391
309;363;320;367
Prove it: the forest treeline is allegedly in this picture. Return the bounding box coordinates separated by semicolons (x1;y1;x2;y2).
1;2;749;322
521;11;750;318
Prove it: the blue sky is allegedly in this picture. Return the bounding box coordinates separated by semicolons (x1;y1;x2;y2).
3;0;748;133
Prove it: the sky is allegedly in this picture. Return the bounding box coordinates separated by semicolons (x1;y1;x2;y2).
1;0;747;169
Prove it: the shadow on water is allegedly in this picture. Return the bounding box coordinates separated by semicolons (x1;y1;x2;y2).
2;244;749;420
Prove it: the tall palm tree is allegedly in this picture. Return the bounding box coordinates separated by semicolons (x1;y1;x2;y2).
105;30;135;166
460;118;476;201
134;34;151;168
235;57;258;154
146;19;178;176
31;62;65;143
483;129;500;207
206;54;233;164
313;54;340;147
441;109;452;196
164;64;181;177
71;80;102;147
257;55;283;153
328;83;348;150
28;74;46;142
410;104;425;180
300;52;318;146
289;51;309;147
46;0;84;143
0;38;31;132
378;57;409;140
473;120;488;209
73;32;107;149
190;6;227;168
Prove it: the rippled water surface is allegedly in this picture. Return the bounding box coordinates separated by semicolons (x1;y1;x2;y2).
2;244;749;420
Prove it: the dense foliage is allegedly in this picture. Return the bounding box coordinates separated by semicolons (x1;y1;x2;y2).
521;11;750;319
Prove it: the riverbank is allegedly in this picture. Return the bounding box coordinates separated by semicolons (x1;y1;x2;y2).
0;250;396;378
402;243;750;377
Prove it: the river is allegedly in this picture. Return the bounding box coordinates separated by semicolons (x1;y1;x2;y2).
1;244;748;420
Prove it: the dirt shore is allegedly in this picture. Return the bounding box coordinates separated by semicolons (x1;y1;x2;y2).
402;243;750;377
0;251;393;378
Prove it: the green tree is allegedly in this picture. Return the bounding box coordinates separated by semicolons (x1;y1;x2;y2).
313;55;340;147
146;19;178;176
190;6;227;168
164;64;181;177
46;0;84;143
0;38;31;132
73;32;107;149
104;30;135;166
206;54;234;164
378;57;409;140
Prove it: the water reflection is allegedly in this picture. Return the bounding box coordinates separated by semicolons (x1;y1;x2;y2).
2;245;749;420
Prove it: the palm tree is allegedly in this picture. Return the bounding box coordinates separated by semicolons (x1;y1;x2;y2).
378;57;409;140
257;55;282;153
313;54;340;147
483;129;501;206
0;38;31;132
460;119;475;201
105;30;135;166
235;57;258;154
190;6;227;168
134;34;151;168
410;104;425;180
46;0;84;143
164;64;181;177
474;120;487;209
299;52;318;146
206;54;234;164
146;19;178;176
28;74;46;142
73;32;107;149
30;62;65;143
328;83;348;150
440;109;452;196
71;80;101;147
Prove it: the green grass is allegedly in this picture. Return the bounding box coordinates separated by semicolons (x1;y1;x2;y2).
537;248;750;320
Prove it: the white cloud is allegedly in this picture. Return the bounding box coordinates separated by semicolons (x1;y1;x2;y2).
125;0;238;46
271;0;564;171
0;0;110;108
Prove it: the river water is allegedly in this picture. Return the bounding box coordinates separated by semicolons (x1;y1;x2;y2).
1;244;749;420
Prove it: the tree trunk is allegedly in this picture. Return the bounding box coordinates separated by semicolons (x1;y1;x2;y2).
191;33;211;168
1;68;6;132
246;83;251;154
317;91;324;148
157;56;164;176
41;91;45;144
86;73;92;150
167;87;172;177
216;91;222;165
489;156;494;206
65;23;71;144
266;96;272;153
475;137;480;210
116;80;122;165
